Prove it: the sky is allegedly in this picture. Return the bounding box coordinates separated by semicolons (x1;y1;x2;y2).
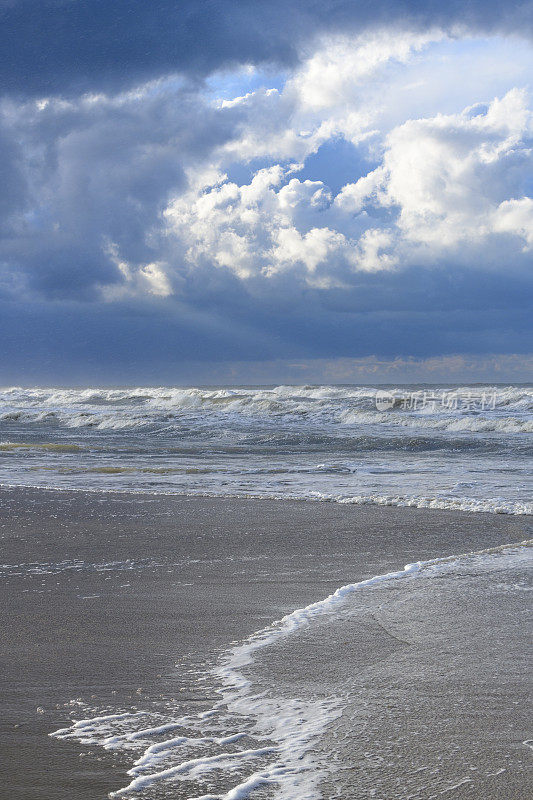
1;0;533;384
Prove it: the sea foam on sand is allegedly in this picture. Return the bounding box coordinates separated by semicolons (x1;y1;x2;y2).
50;539;533;800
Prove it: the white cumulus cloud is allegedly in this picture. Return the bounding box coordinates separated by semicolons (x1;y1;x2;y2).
163;88;532;287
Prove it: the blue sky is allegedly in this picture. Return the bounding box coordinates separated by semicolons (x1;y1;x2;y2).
1;1;532;383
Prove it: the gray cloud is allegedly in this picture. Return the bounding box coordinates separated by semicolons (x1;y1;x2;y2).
2;0;533;97
0;11;532;381
0;83;243;297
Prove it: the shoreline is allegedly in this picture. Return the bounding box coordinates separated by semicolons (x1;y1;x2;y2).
1;487;531;799
0;481;531;516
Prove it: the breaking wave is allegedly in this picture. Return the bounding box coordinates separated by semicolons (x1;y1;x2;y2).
1;384;531;514
50;540;533;799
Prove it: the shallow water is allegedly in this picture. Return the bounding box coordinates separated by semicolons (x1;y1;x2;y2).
1;489;531;799
74;543;532;800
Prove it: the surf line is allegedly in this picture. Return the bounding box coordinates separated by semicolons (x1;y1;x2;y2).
215;537;533;694
53;539;532;799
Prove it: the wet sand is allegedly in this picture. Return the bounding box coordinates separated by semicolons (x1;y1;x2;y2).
0;487;531;798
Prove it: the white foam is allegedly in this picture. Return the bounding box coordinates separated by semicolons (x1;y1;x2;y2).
1;384;531;430
333;492;533;516
1;383;531;515
0;479;531;516
125;732;248;773
50;539;532;799
52;712;146;745
111;747;276;796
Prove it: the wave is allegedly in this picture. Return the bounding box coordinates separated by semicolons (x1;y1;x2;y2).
0;441;81;452
331;492;533;515
0;385;531;437
1;481;530;515
338;409;533;434
1;408;532;438
1;384;530;514
50;539;533;799
1;383;531;411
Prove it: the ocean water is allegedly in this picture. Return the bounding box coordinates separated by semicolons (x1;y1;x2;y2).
47;536;533;800
0;384;531;514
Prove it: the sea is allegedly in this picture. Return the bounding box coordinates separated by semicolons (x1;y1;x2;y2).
0;383;531;514
1;384;532;799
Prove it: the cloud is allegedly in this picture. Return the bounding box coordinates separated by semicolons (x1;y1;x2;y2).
101;243;172;300
493;197;533;248
214;30;443;166
2;0;533;96
163;89;532;290
0;23;532;379
2;33;531;302
0;79;239;298
164;167;361;284
376;88;533;254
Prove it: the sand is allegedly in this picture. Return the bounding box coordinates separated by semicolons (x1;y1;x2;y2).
0;487;531;799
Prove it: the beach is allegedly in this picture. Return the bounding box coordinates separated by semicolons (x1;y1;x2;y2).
1;487;531;799
3;0;533;791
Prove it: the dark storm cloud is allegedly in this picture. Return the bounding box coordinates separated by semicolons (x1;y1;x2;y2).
0;1;532;381
0;265;531;383
177;263;533;359
2;0;533;96
0;83;241;297
0;123;28;222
